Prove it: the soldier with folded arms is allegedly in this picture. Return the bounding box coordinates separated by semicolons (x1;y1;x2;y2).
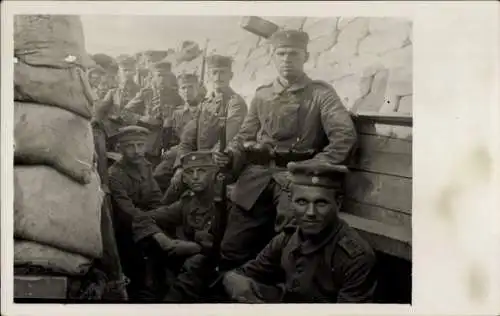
222;161;377;303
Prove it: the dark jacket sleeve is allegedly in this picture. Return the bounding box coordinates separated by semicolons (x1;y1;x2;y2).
236;232;288;283
148;171;164;210
174;116;198;168
108;172;144;229
336;251;377;303
313;86;357;165
132;201;184;243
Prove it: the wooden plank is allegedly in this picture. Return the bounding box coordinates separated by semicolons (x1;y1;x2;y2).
353;134;412;178
14;275;67;299
342;199;412;230
339;213;412;261
355;120;413;140
353;111;413;127
345;171;412;214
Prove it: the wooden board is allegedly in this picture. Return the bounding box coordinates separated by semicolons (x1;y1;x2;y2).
345;171;412;214
353;111;413;127
342;199;412;229
356;121;413;140
339;213;412;261
353;134;412;178
14;275;67;299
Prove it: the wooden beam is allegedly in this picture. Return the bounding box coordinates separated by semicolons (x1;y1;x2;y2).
345;171;412;214
353;111;413;127
353;134;412;178
339;213;412;261
343;199;412;229
14;275;68;299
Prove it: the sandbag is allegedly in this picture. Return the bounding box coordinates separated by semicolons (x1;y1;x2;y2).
15;240;92;276
14;15;94;69
14;102;94;185
14;165;104;259
14;61;94;119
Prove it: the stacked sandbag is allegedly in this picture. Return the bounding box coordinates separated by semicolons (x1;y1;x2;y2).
14;15;103;277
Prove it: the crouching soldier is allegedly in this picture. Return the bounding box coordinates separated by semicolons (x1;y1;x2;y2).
222;161;377;303
132;151;221;302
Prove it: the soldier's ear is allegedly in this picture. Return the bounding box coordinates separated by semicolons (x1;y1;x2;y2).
304;51;310;63
229;71;234;80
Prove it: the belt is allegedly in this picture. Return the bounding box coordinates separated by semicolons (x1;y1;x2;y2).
246;151;316;168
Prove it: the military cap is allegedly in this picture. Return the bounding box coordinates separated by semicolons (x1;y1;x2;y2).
268;29;310;50
150;61;172;73
287;160;348;189
206;54;233;69
116;55;136;69
91;53;118;73
177;73;199;85
114;125;150;144
180;151;217;170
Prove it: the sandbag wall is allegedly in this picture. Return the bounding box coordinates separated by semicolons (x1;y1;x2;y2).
13;15;103;277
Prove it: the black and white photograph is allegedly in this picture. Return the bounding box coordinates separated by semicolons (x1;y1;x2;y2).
2;1;499;315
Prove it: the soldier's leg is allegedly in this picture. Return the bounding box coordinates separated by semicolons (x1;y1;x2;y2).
271;181;295;233
219;184;277;271
163;254;216;302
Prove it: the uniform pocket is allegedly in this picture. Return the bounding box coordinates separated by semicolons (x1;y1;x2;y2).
265;102;301;140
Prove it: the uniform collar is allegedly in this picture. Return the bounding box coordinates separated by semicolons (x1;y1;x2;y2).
117;157;151;181
273;74;311;94
289;218;346;255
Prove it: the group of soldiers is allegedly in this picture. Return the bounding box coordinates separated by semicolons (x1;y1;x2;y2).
88;29;378;303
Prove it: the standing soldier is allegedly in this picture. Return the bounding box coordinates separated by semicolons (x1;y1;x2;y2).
107;126;165;300
221;161;377;303
121;61;184;167
169;55;248;201
97;56;141;149
213;30;358;271
153;73;203;193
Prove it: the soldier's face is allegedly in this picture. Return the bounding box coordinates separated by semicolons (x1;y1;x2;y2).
183;166;216;192
119;140;146;163
153;71;176;88
88;70;103;88
119;67;136;83
207;67;233;90
291;185;339;236
272;47;309;80
179;82;200;103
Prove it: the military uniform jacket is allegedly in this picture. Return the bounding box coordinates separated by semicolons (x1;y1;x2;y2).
108;158;164;234
132;191;215;248
236;219;377;303
101;81;141;118
174;87;248;168
170;104;200;148
229;75;357;211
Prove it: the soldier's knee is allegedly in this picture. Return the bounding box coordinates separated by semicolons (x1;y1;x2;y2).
182;254;208;272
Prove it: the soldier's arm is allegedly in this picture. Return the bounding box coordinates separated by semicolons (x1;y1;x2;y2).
232;232;287;283
230;95;260;148
212;96;248;152
148;174;164;209
95;89;115;119
124;89;147;115
108;172;144;229
336;250;377;303
132;201;184;243
314;86;357;164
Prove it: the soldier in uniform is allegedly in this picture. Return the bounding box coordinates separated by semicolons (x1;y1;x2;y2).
121;61;184;167
153;73;203;193
132;151;220;302
97;56;141;150
107;126;166;300
222;161;377;303
213;30;357;271
168;54;248;203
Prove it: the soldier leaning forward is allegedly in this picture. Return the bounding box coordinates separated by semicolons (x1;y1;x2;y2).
121;61;184;167
222;161;377;303
153;73;203;193
165;55;248;204
107;126;165;300
213;29;358;271
132;151;221;302
97;56;141;148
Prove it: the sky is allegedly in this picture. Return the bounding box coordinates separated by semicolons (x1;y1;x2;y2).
81;15;249;57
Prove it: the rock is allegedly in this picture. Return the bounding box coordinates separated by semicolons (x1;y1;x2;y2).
326;40;358;63
358;28;408;55
386;66;412;96
331;74;372;109
302;17;338;37
337;18;369;44
248;44;271;62
268;17;305;30
307;32;338;53
380;45;412;69
397;95;413;114
368;17;412;35
352;69;389;112
304;52;320;71
337;17;356;29
340;54;384;78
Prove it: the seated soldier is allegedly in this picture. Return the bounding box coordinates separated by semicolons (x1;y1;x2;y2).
132;151;221;302
222;161;377;303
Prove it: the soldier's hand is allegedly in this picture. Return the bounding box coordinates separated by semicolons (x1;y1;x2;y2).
213;151;231;168
222;271;264;303
171;167;184;185
168;240;202;257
